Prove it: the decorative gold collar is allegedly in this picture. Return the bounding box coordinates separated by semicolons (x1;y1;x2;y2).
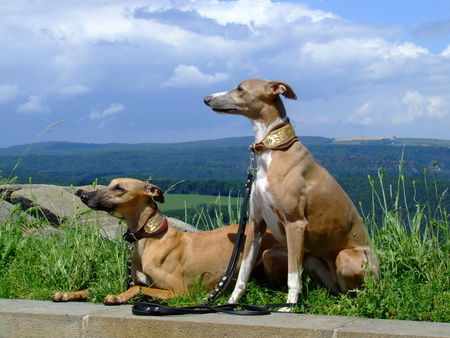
123;208;168;243
143;210;166;234
250;121;298;153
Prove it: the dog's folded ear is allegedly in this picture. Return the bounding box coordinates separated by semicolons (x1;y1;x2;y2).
268;81;297;100
145;184;165;203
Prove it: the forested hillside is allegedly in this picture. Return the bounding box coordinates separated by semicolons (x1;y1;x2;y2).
1;137;449;185
1;137;448;224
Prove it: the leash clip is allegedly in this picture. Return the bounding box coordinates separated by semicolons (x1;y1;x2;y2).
247;151;256;176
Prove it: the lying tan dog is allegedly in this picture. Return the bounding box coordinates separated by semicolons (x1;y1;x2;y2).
204;79;379;306
52;178;286;304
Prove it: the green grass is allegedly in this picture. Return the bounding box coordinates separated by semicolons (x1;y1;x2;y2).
0;218;127;303
0;163;449;322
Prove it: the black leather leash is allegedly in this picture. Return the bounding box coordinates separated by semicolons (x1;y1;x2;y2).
202;152;256;304
132;301;309;316
132;301;271;316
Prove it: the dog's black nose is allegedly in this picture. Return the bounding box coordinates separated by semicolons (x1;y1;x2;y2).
204;95;211;105
80;193;89;203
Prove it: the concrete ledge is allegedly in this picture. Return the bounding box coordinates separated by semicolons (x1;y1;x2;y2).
0;299;449;337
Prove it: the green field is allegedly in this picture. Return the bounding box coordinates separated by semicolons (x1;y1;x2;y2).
159;193;240;212
393;138;450;147
158;193;243;230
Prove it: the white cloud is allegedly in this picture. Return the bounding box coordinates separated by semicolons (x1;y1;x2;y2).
90;103;125;121
441;44;450;57
348;102;375;126
59;84;89;96
16;95;49;114
426;96;449;118
0;84;18;103
301;39;428;66
0;1;444;95
381;90;449;125
195;0;336;26
388;42;429;59
397;90;428;124
163;65;229;87
344;90;449;127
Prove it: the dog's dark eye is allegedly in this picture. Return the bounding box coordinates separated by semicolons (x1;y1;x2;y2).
114;185;125;192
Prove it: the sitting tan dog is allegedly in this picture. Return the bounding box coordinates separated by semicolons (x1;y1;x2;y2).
52;178;286;304
204;79;380;306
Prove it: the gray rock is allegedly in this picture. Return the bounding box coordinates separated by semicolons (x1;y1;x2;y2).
0;184;24;200
0;184;73;200
77;210;126;240
8;185;125;240
10;185;87;225
0;200;14;223
0;199;38;225
168;217;199;232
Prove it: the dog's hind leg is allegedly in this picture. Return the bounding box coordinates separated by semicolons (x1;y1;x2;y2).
335;247;379;293
261;245;287;286
303;254;341;294
52;289;90;302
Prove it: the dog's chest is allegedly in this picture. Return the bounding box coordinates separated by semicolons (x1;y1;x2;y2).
251;152;285;242
132;241;151;285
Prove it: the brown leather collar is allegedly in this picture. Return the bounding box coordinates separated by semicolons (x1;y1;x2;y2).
250;120;299;153
123;208;168;243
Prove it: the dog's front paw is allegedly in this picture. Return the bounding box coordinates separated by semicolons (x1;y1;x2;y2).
52;290;89;302
103;294;127;305
52;292;71;302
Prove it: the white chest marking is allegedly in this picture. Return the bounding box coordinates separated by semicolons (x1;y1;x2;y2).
133;240;150;286
250;118;286;244
136;270;150;286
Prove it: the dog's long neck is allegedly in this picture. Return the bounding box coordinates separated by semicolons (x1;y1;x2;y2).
251;99;287;143
251;117;286;143
125;205;158;233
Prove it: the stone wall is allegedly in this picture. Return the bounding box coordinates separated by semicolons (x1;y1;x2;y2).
1;299;449;338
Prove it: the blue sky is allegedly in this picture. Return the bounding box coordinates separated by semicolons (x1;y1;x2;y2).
1;0;449;147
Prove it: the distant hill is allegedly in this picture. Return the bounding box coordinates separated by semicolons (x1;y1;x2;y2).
2;136;449;158
1;137;448;218
0;136;334;156
0;136;449;186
